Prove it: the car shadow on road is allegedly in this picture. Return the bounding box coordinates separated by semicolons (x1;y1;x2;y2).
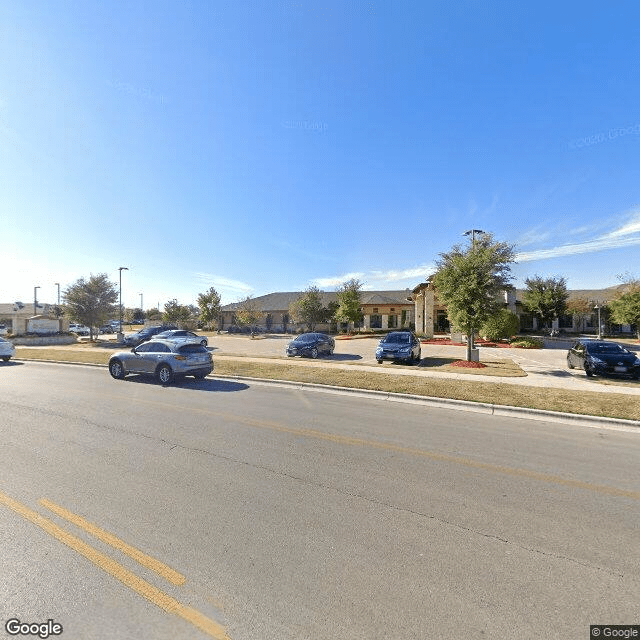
0;360;24;367
327;354;362;361
121;376;250;392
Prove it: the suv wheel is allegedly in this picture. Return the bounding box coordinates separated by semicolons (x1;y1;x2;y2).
156;364;174;385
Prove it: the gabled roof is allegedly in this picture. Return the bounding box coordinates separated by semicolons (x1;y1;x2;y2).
221;290;413;312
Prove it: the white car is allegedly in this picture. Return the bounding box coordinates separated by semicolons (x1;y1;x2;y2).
0;337;15;362
69;323;91;336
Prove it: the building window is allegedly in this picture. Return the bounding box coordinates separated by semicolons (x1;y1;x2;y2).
401;310;407;327
388;315;398;328
559;314;573;329
370;314;382;329
372;308;378;313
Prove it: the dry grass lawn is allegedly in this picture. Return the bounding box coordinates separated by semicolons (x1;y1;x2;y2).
14;346;640;422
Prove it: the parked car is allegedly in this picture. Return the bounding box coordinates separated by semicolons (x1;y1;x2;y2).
108;339;213;384
567;339;640;378
154;329;208;346
122;325;176;346
69;323;91;336
99;324;114;334
0;337;15;361
376;331;421;364
0;324;8;336
286;332;335;358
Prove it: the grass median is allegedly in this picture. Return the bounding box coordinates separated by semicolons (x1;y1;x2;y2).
15;346;640;422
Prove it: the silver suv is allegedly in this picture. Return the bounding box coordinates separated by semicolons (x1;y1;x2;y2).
108;339;213;384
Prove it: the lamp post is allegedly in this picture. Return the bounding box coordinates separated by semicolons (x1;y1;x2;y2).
594;303;602;339
462;229;485;359
118;267;129;338
54;282;60;307
33;286;40;315
139;293;143;316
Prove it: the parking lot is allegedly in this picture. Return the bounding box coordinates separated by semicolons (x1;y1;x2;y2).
203;333;640;396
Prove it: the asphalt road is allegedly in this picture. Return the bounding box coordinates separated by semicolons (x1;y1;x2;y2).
1;362;639;640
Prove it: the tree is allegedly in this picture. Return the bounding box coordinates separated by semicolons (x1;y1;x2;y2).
433;233;516;360
63;273;118;340
162;299;192;326
289;286;332;331
197;287;221;330
235;296;264;336
522;276;569;331
125;307;144;325
146;308;162;321
335;279;364;333
565;297;592;333
609;282;640;339
480;309;520;341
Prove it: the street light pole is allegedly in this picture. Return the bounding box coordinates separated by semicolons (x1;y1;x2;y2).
118;267;129;338
33;286;40;315
54;282;60;307
139;293;143;314
462;229;485;359
594;303;602;339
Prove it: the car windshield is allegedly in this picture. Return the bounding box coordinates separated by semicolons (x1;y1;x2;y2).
384;333;410;344
294;334;317;343
586;343;626;354
178;344;207;354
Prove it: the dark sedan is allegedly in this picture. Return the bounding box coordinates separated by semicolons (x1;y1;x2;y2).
376;331;421;364
286;333;335;358
567;339;640;378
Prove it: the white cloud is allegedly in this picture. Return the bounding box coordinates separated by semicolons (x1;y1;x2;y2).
600;207;640;239
517;233;640;262
311;272;365;288
193;273;253;297
311;265;435;289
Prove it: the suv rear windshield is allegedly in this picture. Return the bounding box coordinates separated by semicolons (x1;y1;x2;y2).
178;344;208;354
384;333;410;344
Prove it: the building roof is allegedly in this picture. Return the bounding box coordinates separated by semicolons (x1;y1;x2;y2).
221;290;414;312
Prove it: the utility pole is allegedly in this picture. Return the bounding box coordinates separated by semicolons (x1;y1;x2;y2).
118;267;129;339
33;286;40;316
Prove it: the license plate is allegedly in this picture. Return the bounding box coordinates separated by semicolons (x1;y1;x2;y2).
614;366;627;372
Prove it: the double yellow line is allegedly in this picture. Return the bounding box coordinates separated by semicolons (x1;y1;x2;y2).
0;491;230;639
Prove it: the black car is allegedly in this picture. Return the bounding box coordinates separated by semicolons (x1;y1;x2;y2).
122;325;177;347
376;331;421;364
286;332;335;358
567;339;640;378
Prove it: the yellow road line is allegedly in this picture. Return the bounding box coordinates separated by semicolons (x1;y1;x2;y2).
114;394;640;501
0;490;229;640
39;498;186;586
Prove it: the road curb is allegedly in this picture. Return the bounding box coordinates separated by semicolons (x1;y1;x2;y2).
14;358;640;432
214;374;640;432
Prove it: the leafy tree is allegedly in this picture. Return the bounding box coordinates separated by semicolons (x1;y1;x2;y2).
290;286;332;331
235;296;264;335
162;299;192;325
125;307;144;325
609;282;640;338
522;275;569;330
565;297;592;332
433;233;516;360
146;308;162;321
197;287;222;330
335;279;364;333
63;273;118;340
480;309;520;341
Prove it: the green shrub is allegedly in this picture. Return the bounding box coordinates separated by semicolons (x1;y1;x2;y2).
510;337;544;349
481;310;520;341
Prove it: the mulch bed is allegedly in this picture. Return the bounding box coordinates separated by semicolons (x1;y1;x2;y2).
449;360;487;369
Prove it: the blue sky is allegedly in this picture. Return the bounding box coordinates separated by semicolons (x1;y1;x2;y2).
2;1;639;309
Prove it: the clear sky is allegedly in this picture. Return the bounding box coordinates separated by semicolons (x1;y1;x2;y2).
2;1;639;309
